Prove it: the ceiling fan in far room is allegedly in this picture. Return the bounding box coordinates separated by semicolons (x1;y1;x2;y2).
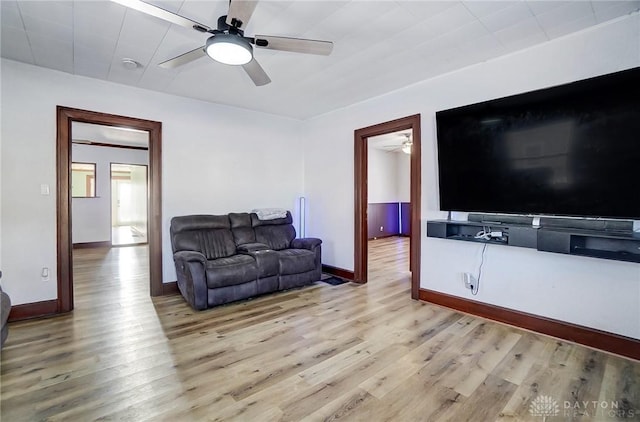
381;133;413;154
112;0;334;86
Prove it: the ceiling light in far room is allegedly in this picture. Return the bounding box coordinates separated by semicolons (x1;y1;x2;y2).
121;58;140;70
205;34;253;66
401;134;412;154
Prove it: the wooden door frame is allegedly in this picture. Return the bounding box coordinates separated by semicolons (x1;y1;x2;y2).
354;114;421;299
56;106;163;313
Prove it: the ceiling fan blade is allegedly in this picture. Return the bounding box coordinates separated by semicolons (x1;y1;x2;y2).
254;35;333;56
112;0;212;32
159;46;206;69
226;0;259;29
242;58;271;86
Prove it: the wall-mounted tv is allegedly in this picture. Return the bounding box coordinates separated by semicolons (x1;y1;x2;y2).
436;67;640;220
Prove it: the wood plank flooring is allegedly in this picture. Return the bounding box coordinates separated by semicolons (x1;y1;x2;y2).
2;239;639;421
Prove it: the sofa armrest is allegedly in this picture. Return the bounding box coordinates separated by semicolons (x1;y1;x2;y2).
173;251;208;310
174;250;207;264
237;243;271;253
291;238;322;250
1;286;10;348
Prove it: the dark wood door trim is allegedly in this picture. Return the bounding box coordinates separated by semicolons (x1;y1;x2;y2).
56;106;163;314
419;288;640;361
8;300;58;322
354;114;421;299
321;265;355;281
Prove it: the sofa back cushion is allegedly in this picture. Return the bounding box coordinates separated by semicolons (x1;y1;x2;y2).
229;213;256;246
170;215;236;260
251;212;296;251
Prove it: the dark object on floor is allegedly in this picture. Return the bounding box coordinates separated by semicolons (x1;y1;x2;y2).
1;271;10;348
321;276;348;286
171;211;322;310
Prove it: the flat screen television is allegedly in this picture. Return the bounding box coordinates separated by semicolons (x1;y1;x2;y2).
435;67;640;220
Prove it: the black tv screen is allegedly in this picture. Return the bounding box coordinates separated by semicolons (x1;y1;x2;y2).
436;67;640;220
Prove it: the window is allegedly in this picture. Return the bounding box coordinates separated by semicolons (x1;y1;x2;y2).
71;162;96;197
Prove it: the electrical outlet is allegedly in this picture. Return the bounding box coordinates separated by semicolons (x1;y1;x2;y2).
379;226;384;231
462;272;475;289
41;267;50;281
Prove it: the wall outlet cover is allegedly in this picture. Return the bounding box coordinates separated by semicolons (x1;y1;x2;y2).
462;272;475;288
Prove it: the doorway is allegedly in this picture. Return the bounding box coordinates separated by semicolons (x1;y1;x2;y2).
111;163;148;246
57;106;163;314
354;114;421;299
367;129;412;278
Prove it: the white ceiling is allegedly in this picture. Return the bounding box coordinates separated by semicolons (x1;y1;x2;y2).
2;1;639;119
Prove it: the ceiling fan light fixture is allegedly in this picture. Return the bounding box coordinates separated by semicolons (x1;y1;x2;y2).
205;34;253;66
402;140;412;154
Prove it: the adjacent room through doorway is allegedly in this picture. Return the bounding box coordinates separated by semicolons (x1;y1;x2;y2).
70;124;150;312
354;114;421;298
366;129;412;280
111;163;148;246
59;108;162;314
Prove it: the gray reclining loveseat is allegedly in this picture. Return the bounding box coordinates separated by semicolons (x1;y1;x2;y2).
170;211;322;310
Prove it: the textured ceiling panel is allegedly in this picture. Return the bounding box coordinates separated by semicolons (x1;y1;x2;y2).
73;1;126;41
1;26;35;64
479;2;534;33
30;35;74;73
463;1;512;19
1;0;638;119
1;1;24;29
595;1;640;21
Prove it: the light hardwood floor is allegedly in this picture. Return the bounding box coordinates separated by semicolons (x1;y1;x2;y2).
2;240;639;421
112;225;147;246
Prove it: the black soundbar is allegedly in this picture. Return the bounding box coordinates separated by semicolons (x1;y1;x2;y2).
467;213;633;233
539;217;632;232
468;214;533;226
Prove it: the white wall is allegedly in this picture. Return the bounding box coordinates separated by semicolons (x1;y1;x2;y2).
396;152;410;203
72;144;149;244
1;59;303;305
303;14;640;339
367;147;411;204
0;101;2;274
367;148;397;203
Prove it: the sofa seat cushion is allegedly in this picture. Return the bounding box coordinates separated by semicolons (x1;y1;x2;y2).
275;249;316;275
205;255;258;288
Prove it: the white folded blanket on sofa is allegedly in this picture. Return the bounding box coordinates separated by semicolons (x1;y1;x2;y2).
252;208;288;220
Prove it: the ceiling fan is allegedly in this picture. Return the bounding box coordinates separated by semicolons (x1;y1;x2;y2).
112;0;334;86
382;133;413;154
